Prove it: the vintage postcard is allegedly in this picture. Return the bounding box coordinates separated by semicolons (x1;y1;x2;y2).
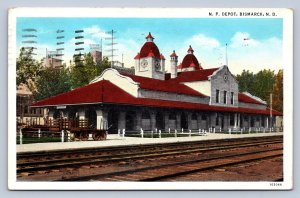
8;8;293;190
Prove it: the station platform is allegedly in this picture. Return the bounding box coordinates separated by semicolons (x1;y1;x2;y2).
16;132;283;153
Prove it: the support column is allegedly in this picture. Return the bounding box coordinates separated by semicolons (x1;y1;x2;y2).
164;112;170;131
136;111;142;130
78;108;85;120
176;113;181;130
118;111;126;130
187;112;192;130
211;113;217;127
150;111;156;131
266;117;269;128
48;109;54;120
96;109;108;130
234;113;237;129
207;113;211;130
197;113;202;129
237;113;240;128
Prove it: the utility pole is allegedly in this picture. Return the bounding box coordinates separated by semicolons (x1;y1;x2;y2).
270;93;273;128
105;30;118;67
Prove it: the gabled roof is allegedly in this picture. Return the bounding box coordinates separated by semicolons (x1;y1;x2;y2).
32;80;282;116
121;73;207;97
175;68;219;82
238;93;266;105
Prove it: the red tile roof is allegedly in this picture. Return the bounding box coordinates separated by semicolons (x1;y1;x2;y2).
178;53;203;70
32;80;282;116
134;53;140;59
238;93;265;105
120;73;206;97
187;45;194;53
175;68;219;82
178;46;203;70
170;50;177;57
146;32;154;39
139;42;161;59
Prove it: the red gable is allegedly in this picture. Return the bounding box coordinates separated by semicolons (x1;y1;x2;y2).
175;68;219;82
121;73;207;97
32;80;282;116
238;93;265;105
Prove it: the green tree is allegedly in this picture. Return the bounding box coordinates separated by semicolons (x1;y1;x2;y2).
16;47;42;87
70;53;110;89
272;69;283;112
236;69;276;106
95;56;110;76
236;70;255;93
32;65;71;100
252;69;275;105
70;53;91;88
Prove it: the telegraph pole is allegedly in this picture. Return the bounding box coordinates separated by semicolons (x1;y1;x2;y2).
270;93;273;128
105;30;118;67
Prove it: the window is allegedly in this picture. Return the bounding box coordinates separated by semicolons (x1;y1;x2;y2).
216;89;220;103
223;91;227;104
201;114;207;120
216;114;219;125
231;92;234;105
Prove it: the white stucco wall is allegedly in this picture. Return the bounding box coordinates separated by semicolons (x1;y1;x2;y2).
90;69;139;97
138;89;210;104
183;80;211;96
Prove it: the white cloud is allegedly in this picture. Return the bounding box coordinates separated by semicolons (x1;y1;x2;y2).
230;32;259;48
83;25;110;40
227;33;282;74
174;32;282;75
172;34;222;71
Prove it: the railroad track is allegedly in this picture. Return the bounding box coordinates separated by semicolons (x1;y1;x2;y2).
59;148;282;181
17;140;281;173
17;139;282;174
17;136;283;181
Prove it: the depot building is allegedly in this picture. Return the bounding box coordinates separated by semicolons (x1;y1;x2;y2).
32;32;282;133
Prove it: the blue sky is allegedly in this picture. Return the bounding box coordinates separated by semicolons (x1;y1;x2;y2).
16;17;283;74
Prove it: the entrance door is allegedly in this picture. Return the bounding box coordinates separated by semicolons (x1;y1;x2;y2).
86;109;97;129
181;113;188;130
125;111;136;131
108;110;119;133
156;112;165;130
221;115;224;130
